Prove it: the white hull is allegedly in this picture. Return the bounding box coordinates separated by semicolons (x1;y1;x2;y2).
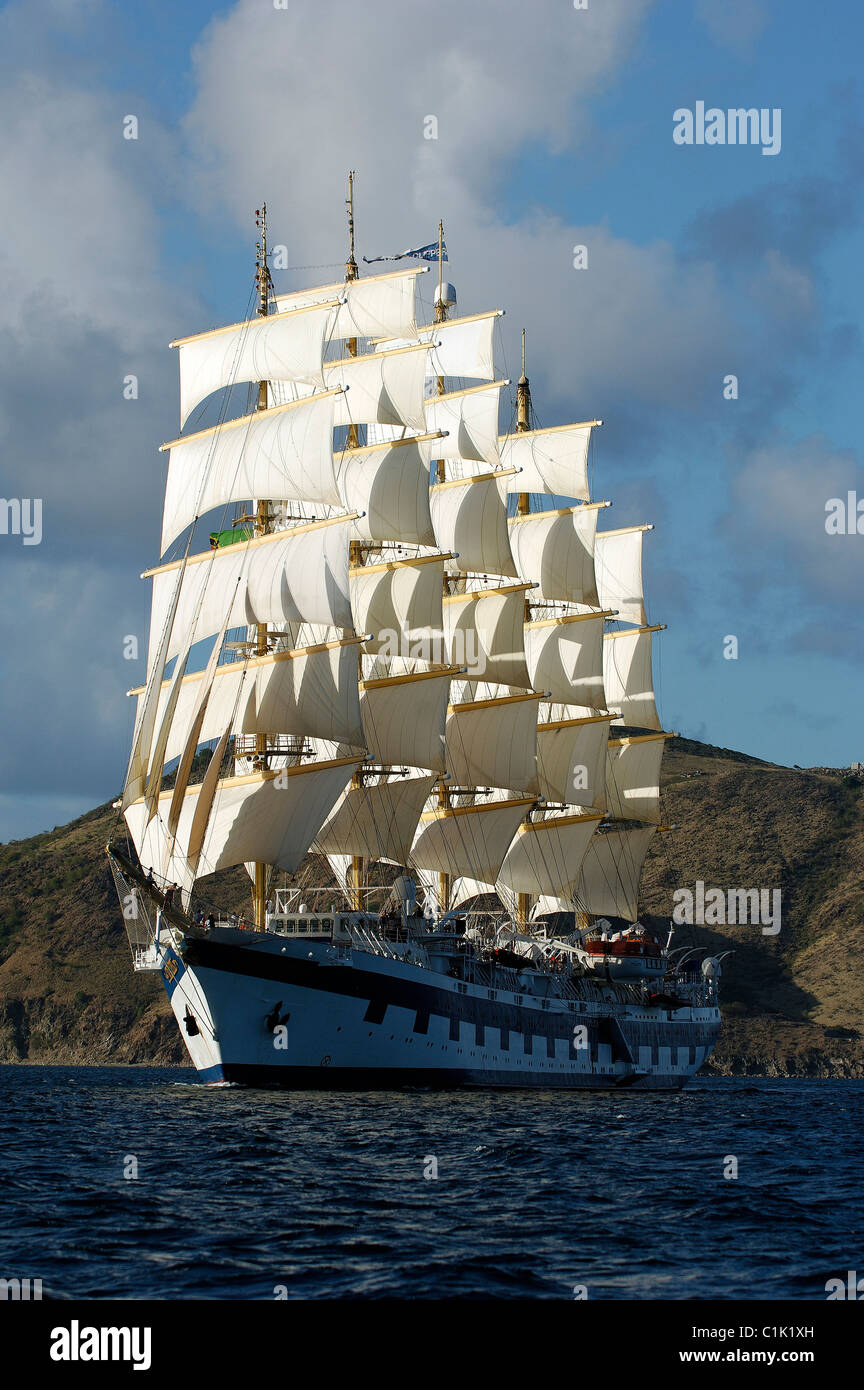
159;926;721;1091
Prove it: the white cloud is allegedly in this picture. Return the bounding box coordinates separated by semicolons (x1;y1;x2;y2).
727;434;864;602
185;0;653;238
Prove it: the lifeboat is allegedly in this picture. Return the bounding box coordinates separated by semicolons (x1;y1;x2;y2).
581;925;666;980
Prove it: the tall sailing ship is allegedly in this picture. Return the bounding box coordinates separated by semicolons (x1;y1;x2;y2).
108;179;722;1088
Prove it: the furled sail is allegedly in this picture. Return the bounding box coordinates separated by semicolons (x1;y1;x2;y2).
159;392;341;554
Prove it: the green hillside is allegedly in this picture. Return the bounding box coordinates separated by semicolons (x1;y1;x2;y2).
1;737;862;1074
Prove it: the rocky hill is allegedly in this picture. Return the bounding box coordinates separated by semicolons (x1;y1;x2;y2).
1;737;862;1075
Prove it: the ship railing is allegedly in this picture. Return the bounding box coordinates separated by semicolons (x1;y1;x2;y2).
348;923;401;960
131;943;162;971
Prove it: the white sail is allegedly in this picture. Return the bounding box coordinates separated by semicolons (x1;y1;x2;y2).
595;526;650;628
536;712;611;807
411;796;537;884
415;869;495;913
524;613;607;709
497;811;603;899
173;300;336;428
508;505;602;605
139;636;366;768
425;311;500;381
134;662;249;771
165;607;235;835
125;755;362;895
159;392;341;554
605;733;668;824
274;265;426;340
604;627;662;731
339;437;434;546
442;583;531;688
574;824;657;921
349;553;447;656
252;640;365;747
328;342;431;431
146;517;356;667
422;383;505;468
121;559;185;811
430;472;517;578
499;422;596;501
142;623;197;823
445;691;542;793
316;774;437;865
359;667;455;772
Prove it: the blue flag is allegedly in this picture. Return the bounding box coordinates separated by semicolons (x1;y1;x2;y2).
363;240;448;264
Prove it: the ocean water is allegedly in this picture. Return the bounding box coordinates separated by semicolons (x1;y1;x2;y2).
0;1067;860;1301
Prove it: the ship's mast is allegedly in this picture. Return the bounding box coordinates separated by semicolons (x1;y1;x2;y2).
515;329;533;929
345;172;365;912
433;219;453;916
253;204;272;928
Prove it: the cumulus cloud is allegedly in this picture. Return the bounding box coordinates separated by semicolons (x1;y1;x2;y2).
726;434;864;603
1;0;861;835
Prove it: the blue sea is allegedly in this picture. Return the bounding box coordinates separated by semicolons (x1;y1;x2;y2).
0;1068;860;1301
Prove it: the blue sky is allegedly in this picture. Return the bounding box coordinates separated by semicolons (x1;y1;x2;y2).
0;0;862;842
